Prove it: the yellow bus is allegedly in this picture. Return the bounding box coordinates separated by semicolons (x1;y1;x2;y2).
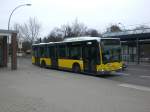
32;37;125;75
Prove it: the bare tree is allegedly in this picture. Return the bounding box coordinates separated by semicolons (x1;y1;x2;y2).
61;19;87;38
86;29;101;37
45;19;87;42
13;23;22;41
106;24;122;32
20;17;41;44
47;27;63;42
61;24;73;38
71;19;87;37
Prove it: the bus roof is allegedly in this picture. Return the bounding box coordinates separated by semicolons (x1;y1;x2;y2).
63;37;101;42
32;37;120;46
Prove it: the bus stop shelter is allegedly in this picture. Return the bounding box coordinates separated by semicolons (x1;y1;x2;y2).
103;28;150;64
0;29;17;70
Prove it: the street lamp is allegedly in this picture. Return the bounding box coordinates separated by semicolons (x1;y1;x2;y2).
7;4;31;69
8;3;32;30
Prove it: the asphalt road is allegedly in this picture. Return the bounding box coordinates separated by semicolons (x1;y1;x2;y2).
107;64;150;87
0;57;150;112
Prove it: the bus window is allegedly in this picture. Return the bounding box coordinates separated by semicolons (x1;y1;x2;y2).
48;46;56;58
32;46;39;57
68;45;81;60
40;47;45;57
83;46;89;59
32;47;35;56
91;46;99;63
102;50;111;63
58;45;67;58
39;46;48;57
45;46;49;57
83;44;100;64
101;39;121;64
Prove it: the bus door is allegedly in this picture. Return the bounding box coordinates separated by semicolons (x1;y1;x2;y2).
83;42;97;73
49;46;58;68
34;46;40;66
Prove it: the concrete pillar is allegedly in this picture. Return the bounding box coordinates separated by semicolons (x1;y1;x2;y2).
11;33;17;70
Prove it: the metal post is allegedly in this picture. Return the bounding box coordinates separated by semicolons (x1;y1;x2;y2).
136;38;140;64
127;45;129;63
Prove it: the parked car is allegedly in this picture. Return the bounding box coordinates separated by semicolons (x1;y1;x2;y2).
26;50;31;54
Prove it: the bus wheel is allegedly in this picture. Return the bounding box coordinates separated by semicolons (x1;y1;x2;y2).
72;64;81;73
41;61;46;68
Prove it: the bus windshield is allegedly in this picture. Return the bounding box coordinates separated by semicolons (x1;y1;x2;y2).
101;39;121;64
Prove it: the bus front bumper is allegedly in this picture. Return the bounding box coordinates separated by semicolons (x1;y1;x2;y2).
97;68;123;75
97;71;111;75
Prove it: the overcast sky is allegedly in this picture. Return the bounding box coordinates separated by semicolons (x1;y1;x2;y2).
0;0;150;37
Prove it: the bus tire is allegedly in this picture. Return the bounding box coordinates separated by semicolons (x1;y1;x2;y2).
72;63;81;73
41;60;46;68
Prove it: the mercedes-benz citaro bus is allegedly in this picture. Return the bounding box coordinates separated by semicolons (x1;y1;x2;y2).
32;37;125;75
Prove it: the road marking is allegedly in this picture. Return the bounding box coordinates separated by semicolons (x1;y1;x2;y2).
119;73;130;76
119;83;150;92
128;64;150;67
128;68;150;72
140;75;150;78
115;72;130;76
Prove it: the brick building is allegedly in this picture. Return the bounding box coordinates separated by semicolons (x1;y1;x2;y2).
0;29;17;69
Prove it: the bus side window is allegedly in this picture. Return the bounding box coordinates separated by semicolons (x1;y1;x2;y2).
58;45;67;58
49;46;55;58
68;46;81;60
48;46;51;58
45;46;49;58
91;46;97;60
32;47;35;56
48;46;57;58
34;47;38;57
82;44;100;64
83;46;89;59
40;47;45;57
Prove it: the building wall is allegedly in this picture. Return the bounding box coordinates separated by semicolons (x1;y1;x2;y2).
0;36;7;67
0;30;17;69
140;44;150;62
121;45;137;62
121;42;150;63
0;37;3;66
